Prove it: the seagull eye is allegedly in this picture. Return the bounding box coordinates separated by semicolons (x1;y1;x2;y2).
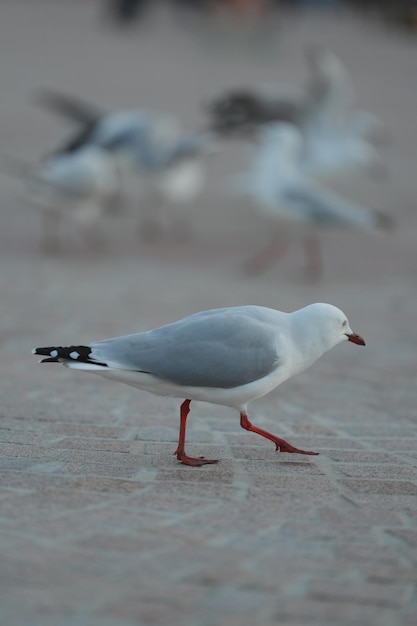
342;320;347;327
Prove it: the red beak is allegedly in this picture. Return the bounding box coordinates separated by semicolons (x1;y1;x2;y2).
346;332;365;346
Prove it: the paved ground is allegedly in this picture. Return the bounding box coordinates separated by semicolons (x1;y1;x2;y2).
1;2;417;625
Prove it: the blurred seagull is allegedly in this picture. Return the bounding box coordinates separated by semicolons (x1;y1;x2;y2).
6;145;120;253
205;47;345;136
206;47;387;180
33;302;365;466
207;46;370;136
35;89;181;171
239;122;393;278
35;89;216;238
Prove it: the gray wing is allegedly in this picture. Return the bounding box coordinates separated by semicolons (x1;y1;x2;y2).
90;308;279;389
283;183;376;229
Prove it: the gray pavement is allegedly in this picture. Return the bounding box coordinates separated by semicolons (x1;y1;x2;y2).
0;2;417;625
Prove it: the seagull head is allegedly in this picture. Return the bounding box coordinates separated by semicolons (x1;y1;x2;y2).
299;303;365;350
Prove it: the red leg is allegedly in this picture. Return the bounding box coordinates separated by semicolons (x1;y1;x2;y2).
240;413;319;455
243;237;290;275
175;399;219;467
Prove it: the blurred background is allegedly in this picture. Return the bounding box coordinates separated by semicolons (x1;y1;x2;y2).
1;0;416;268
0;0;416;267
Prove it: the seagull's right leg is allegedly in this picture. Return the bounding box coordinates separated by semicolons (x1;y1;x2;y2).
175;399;219;467
240;413;319;456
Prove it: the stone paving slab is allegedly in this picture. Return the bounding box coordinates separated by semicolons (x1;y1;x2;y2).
0;2;417;626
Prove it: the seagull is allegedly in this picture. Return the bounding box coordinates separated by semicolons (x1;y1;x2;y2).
205;46;347;136
206;47;386;180
34;88;214;175
207;47;358;135
239;122;393;278
34;89;194;182
6;145;120;253
35;89;179;172
35;89;216;239
33;302;365;467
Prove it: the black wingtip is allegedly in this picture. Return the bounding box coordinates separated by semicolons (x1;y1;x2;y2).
33;347;54;356
33;346;64;364
32;345;92;360
33;347;61;363
32;345;108;367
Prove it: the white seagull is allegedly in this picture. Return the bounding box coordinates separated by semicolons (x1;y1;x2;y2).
207;46;353;137
35;89;216;239
33;302;365;467
240;122;392;278
207;47;386;181
34;89;184;174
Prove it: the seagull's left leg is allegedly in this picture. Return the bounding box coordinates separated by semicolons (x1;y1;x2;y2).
175;399;219;466
240;413;319;455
